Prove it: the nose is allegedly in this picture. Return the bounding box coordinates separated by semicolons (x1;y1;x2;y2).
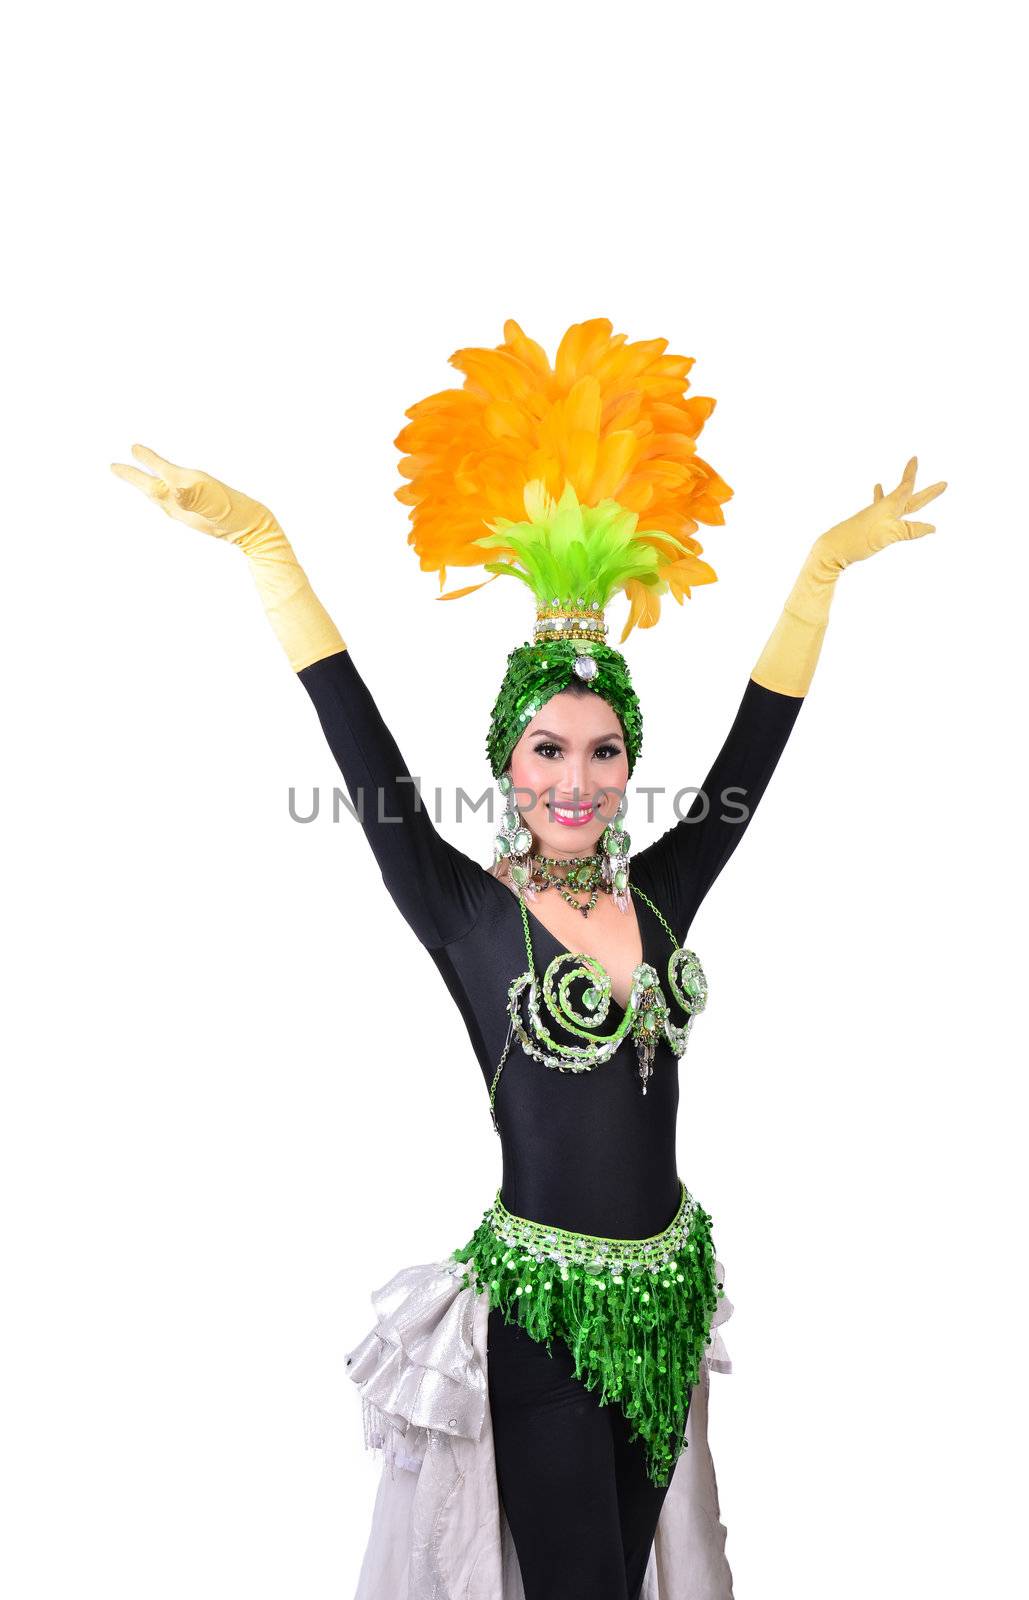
558;752;590;799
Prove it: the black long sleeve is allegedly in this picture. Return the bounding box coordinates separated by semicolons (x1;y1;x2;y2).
297;648;485;949
631;678;805;938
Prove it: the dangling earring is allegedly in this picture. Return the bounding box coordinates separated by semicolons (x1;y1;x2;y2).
494;771;537;899
599;808;632;913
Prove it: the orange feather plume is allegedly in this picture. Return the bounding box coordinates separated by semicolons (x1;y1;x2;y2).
394;317;732;640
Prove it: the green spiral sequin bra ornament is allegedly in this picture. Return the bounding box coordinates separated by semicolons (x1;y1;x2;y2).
488;882;708;1121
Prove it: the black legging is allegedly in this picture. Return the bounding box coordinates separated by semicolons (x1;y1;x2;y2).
487;1308;690;1600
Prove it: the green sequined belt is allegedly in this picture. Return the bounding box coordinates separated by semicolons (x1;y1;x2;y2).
450;1179;724;1488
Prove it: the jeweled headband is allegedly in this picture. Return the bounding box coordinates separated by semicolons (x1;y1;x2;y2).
393;317;733;777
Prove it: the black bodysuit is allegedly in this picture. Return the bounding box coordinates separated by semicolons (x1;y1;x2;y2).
297;647;803;1241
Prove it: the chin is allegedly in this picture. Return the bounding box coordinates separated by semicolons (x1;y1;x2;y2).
540;821;606;852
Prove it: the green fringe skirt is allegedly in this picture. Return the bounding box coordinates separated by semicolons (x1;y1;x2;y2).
449;1179;724;1488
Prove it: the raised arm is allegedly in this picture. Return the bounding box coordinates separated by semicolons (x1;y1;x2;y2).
110;444;485;949
633;455;947;934
632;675;803;937
295;647;484;946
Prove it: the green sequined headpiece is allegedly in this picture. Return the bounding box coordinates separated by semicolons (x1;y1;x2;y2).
486;632;643;778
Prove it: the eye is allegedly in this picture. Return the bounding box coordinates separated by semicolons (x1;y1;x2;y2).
532;741;562;759
594;743;622;760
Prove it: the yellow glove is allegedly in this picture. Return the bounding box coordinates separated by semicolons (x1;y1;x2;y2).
109;444;346;672
751;455;947;697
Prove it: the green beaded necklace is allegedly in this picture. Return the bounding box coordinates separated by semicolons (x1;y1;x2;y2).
489;881;708;1129
532;851;605;914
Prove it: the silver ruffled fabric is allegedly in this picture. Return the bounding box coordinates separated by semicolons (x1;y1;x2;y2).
344;1248;735;1599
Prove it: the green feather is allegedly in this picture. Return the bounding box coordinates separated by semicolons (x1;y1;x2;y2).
472;480;692;611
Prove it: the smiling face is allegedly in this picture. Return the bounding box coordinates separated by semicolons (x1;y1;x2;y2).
506;685;630;857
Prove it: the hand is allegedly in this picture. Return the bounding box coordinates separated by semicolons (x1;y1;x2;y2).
813;455;947;575
109;443;345;670
752;455;948;696
110;444;285;557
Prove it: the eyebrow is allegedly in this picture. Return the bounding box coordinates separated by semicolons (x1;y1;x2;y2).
530;729;624;743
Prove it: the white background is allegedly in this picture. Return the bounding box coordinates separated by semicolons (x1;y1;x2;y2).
3;2;1026;1596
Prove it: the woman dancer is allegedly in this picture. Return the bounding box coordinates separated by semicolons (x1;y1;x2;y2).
111;317;945;1600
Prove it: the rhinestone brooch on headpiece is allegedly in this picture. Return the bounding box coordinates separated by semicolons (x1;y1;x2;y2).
534;599;606;685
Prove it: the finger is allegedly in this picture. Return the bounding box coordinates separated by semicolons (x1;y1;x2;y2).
885;455;918;505
905;480;947;512
131;443;193;486
110;461;171;501
900;519;935;539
